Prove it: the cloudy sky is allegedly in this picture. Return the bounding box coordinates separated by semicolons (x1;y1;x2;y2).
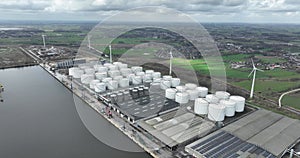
0;0;300;23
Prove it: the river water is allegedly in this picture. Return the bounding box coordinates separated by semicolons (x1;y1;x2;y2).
0;66;150;158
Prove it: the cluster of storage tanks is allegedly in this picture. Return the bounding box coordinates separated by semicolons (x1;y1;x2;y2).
68;62;166;93
164;83;246;122
69;61;246;123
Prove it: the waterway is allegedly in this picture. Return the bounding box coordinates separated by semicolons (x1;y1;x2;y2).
0;66;150;158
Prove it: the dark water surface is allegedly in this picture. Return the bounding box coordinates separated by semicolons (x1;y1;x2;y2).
0;66;150;158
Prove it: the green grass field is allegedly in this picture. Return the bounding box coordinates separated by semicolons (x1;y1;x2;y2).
172;54;300;110
282;94;300;110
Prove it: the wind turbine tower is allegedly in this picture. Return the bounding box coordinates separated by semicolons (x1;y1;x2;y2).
169;51;173;75
248;59;264;99
87;35;91;49
42;35;46;48
109;45;112;63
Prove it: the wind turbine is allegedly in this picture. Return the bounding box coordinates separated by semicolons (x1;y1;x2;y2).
42;35;46;48
169;51;173;75
109;45;112;63
248;58;264;99
87;35;91;49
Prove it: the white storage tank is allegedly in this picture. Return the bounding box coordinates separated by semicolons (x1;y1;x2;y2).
84;68;95;75
215;91;231;100
208;104;225;122
206;94;219;104
73;69;84;79
132;76;142;85
187;90;199;100
95;83;106;93
220;100;236;117
152;72;161;79
175;92;189;104
120;68;132;76
153;78;162;83
108;70;121;78
113;62;122;66
81;74;94;84
160;80;171;90
150;82;161;93
127;74;135;83
229;96;246;112
89;79;100;89
136;71;145;77
176;86;186;92
185;83;197;90
97;66;108;73
103;63;113;68
165;88;177;99
194;98;209;115
102;77;113;83
119;78;129;88
163;75;172;81
93;64;103;71
95;72;107;80
69;67;80;76
143;74;152;82
108;65;118;71
113;76;123;82
171;78;180;87
107;80;118;90
196;87;208;98
145;70;154;75
118;63;128;69
131;66;143;73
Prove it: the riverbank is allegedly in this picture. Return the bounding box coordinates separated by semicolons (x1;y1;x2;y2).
39;64;164;158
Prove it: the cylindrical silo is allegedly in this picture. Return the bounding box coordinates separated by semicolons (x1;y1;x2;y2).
131;66;143;74
160;80;171;90
103;63;113;68
80;74;94;84
175;92;189;104
95;83;106;93
165;88;177;99
109;65;118;71
107;80;118;90
113;75;123;82
95;72;107;80
196;87;208;98
89;79;100;89
153;78;162;83
69;67;79;76
72;69;84;79
163;75;172;81
143;74;152;82
136;71;145;77
145;70;154;75
220;100;236;117
171;78;180;87
208;104;225;122
187;90;199;100
194;98;209;115
97;66;108;73
108;70;121;78
118;63;128;70
205;94;220;104
102;77;113;84
119;78;129;88
120;68;132;76
132;76;142;85
152;72;161;79
229;96;245;112
84;68;95;75
215;91;231;100
176;86;186;92
185;83;197;90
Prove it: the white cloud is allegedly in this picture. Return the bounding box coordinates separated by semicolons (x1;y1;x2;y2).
0;0;300;23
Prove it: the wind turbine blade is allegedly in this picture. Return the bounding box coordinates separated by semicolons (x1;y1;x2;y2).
248;69;254;78
251;58;255;68
257;69;264;72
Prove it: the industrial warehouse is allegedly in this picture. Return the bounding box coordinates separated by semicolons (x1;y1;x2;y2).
57;59;300;158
